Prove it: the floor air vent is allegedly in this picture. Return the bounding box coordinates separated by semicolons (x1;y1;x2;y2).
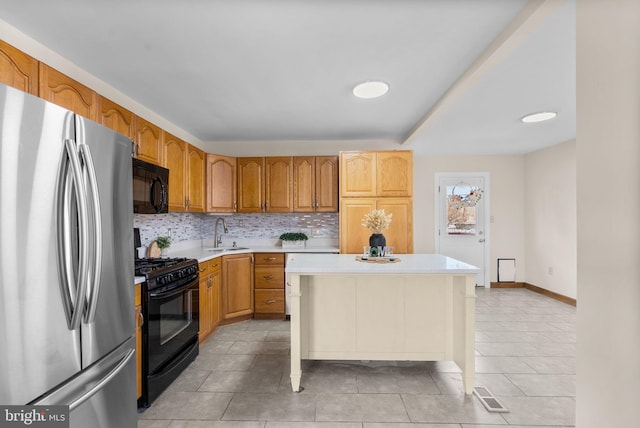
473;386;508;413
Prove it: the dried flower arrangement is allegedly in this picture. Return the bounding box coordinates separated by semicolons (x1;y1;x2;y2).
361;209;393;234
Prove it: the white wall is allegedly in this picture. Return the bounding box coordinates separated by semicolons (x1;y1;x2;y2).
413;154;526;282
524;140;577;299
576;1;640;426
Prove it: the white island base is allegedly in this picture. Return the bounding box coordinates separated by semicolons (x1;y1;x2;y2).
286;254;478;394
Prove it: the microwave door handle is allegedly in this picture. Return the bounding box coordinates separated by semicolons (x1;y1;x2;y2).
161;180;168;211
150;177;165;213
79;144;102;323
59;139;90;330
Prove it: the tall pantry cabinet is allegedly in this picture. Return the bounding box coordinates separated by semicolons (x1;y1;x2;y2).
339;151;413;254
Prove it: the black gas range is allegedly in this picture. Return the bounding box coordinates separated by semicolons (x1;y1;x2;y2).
136;257;200;408
135;257;199;291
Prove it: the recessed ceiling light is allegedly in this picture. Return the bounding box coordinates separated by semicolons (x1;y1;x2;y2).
352;81;389;99
520;111;558;123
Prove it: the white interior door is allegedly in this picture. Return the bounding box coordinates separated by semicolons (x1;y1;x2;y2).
435;173;489;287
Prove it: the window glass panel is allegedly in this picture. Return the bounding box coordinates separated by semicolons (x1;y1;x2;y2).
447;184;477;235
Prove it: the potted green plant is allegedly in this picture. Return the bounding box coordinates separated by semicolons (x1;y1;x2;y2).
279;232;308;249
156;236;171;256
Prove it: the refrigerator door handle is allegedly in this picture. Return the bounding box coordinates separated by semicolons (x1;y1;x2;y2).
68;348;135;411
58;138;91;330
79;143;102;323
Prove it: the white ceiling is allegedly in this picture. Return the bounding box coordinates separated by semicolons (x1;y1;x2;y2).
0;0;575;156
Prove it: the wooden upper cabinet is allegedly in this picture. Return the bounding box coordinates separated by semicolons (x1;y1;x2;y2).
206;154;237;212
187;144;205;212
265;157;293;212
162;132;188;211
315;156;339;212
237;157;265;213
0;40;38;95
237;156;293;213
340;152;376;197
293;156;338;212
39;63;97;120
293;157;315;212
376;151;413;197
135;117;162;165
340;151;412;197
98;96;135;139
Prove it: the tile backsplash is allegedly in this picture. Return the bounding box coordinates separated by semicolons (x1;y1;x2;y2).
134;212;338;247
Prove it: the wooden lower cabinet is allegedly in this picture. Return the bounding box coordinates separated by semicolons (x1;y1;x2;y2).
340;197;413;254
253;253;285;319
198;258;222;343
135;284;142;399
222;253;254;321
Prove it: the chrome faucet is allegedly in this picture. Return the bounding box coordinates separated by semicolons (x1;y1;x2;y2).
214;217;228;248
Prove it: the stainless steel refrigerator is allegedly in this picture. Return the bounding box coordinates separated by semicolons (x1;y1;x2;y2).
0;83;136;427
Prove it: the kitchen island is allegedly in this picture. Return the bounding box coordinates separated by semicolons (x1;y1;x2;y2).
285;253;479;394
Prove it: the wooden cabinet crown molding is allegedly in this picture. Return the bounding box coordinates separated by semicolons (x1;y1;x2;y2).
0;40;38;95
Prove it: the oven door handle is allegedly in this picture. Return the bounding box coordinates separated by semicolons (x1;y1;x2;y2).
149;281;196;299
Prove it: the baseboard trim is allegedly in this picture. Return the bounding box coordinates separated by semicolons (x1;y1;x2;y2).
490;282;576;306
489;282;525;289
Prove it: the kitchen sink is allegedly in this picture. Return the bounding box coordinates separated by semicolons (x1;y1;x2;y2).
206;247;249;252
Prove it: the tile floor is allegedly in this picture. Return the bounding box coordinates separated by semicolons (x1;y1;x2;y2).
138;287;576;427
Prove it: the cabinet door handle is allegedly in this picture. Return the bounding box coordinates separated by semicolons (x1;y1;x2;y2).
138;311;144;327
263;275;274;280
233;201;237;211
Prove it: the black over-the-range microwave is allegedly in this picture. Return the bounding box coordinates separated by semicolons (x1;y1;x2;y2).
132;158;169;214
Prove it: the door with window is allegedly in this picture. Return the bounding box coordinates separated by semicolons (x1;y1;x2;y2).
435;173;489;287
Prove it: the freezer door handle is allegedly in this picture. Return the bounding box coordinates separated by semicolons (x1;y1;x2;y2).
68;348;135;411
78;143;102;323
57;138;91;330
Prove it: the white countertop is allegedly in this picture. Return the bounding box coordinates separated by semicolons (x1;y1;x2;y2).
285;253;479;275
161;243;339;264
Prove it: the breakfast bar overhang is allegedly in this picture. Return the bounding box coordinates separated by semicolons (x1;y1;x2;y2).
286;253;479;394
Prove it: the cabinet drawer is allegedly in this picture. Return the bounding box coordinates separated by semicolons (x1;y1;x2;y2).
254;267;284;289
255;290;285;313
254;253;284;266
198;261;210;276
208;258;221;273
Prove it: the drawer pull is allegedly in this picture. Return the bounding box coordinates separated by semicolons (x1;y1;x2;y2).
263;275;274;280
264;257;277;261
199;268;206;273
212;263;218;267
264;299;277;304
